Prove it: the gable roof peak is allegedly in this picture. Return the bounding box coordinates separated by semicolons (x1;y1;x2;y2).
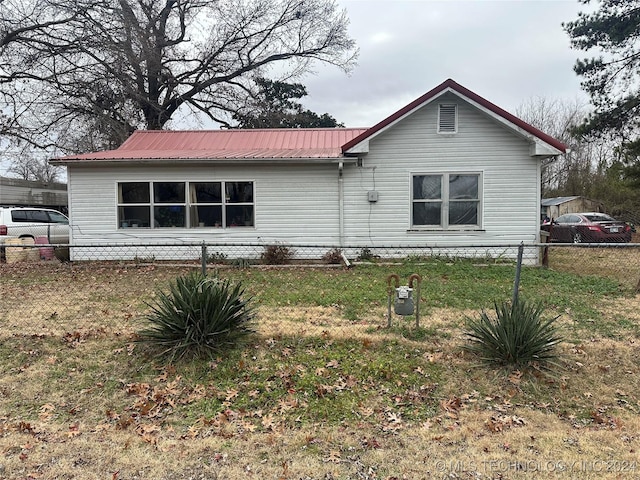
342;78;567;155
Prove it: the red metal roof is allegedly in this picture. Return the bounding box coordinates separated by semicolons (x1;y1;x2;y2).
53;79;566;165
55;128;368;162
342;78;568;154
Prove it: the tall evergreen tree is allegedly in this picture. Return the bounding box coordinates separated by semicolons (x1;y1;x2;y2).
231;77;343;128
564;1;640;160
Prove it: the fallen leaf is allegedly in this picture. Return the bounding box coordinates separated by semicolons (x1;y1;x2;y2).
326;359;340;369
225;389;239;401
261;414;276;431
324;450;341;463
66;424;81;438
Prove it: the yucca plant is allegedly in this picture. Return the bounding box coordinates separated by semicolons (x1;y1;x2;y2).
464;299;563;369
138;272;255;361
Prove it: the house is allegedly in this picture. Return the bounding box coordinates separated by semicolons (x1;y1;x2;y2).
0;176;68;212
50;79;566;261
541;196;604;221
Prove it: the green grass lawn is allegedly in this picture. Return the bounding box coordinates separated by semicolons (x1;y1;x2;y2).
0;258;638;479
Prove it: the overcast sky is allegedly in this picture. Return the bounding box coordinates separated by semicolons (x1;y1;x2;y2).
1;0;593;177
299;0;591;128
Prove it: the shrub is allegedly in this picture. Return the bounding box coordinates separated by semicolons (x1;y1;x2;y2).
356;247;378;262
322;248;343;264
464;299;562;369
207;251;227;264
138;272;255;361
231;257;251;269
261;244;293;264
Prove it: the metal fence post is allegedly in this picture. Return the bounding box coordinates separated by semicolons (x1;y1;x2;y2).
386;274;400;327
512;242;524;307
408;273;422;328
201;242;207;276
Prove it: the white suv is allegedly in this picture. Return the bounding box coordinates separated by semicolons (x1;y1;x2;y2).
0;206;69;244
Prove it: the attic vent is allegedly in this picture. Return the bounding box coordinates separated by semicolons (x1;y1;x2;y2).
438;104;457;133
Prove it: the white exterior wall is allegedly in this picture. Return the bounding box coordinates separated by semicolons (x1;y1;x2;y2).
67;163;341;259
65;94;546;261
341;94;541;249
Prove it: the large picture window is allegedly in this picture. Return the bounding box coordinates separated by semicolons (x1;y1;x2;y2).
412;173;480;229
117;181;254;229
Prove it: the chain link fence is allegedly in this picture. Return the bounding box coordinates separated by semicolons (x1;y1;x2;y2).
1;241;639;342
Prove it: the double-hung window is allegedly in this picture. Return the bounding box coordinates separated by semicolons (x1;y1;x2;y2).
412;173;481;229
117;181;254;229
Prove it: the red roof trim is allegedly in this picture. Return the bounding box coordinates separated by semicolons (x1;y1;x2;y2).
341;78;567;154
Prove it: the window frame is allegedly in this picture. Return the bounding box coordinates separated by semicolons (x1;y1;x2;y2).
116;180;255;230
410;172;482;230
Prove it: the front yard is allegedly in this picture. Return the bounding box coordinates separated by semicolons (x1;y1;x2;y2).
1;256;639;479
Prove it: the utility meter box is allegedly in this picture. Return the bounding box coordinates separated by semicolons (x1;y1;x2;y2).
394;286;414;316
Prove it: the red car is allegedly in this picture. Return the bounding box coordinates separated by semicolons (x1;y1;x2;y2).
543;212;632;243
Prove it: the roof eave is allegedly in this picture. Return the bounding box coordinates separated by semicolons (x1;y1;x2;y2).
50;156;356;166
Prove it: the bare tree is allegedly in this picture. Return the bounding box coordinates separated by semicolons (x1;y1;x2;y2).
515;96;605;196
0;0;357;154
6;149;61;182
515;95;640;221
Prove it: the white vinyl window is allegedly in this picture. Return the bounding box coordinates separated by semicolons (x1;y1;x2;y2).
117;181;254;229
411;173;481;229
438;104;457;133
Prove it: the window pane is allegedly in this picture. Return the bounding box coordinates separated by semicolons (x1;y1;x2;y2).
191;183;221;203
154;182;185;203
120;182;149;203
449;201;478;225
118;206;150;228
11;210;27;222
190;206;222;227
449;175;478;200
27;210;50;222
226;205;254;227
413;175;441;200
413;202;441;226
154;206;185;227
226;182;253;203
48;212;69;224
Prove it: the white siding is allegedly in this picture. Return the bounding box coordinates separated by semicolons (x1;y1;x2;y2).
66;93;545;260
342;93;541;247
67;163;341;257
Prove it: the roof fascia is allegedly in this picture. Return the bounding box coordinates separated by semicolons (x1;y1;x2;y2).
343;88;453;155
459;94;566;157
50;156;357;166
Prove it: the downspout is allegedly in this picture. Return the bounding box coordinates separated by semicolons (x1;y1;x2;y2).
338;160;344;247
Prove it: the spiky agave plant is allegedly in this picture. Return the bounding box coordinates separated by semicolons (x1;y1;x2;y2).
139;272;255;361
464;299;563;369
